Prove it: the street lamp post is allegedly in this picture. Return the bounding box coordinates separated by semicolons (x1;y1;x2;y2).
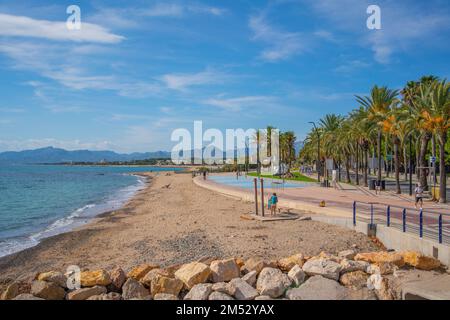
309;122;320;183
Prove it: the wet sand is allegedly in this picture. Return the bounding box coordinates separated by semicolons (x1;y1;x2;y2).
0;172;380;282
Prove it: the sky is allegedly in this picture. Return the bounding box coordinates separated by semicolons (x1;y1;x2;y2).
0;0;449;153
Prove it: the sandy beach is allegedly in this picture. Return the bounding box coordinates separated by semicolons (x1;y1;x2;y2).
0;171;380;283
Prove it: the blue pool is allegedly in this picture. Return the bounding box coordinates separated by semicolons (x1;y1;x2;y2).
208;175;316;189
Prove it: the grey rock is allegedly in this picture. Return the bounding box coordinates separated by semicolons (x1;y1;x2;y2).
208;291;234;300
12;293;44;300
154;293;179;300
242;271;257;287
184;283;213;300
286;276;349;300
288;265;306;286
31;280;66;300
256;267;292;298
122;278;150;300
229;278;258;300
302;259;342;280
67;286;107;300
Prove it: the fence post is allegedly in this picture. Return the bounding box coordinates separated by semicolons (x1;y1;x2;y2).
253;178;258;216
419;209;423;238
353;201;356;226
439;214;442;244
386;205;390;227
370;203;374;225
402;208;406;232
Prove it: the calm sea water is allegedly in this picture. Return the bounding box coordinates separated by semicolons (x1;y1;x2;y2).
0;165;182;257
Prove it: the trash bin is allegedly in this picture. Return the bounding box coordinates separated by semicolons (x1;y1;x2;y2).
369;179;376;190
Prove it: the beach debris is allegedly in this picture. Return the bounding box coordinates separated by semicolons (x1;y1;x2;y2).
277;253;305;272
127;264;159;281
288;265;306;286
339;271;369;289
256;267;292;298
0;282;19;300
319;200;326;207
302;258;342;281
162;183;171;189
121;278;150;300
66;285;107;300
30;280;66;300
210;258;240;283
184;283;212;300
174;262;211;289
80;270;112;287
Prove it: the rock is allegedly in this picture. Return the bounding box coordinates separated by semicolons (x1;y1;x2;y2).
302;258;342;280
235;258;245;268
256;267;292;298
367;262;397;275
338;249;357;260
122;278;150;300
286;276;349;300
228;278;259;300
255;295;274;300
209;291;234;300
154;293;179;300
340;259;370;274
312;252;342;263
150;274;184;297
288;265;306;286
210;259;240;282
355;252;405;267
140;268;170;287
277;253;305;272
87;292;122;300
37;271;67;288
184;283;213;300
31;280;66;300
80;270;111;287
367;274;383;291
241;257;274;275
401;251;441;270
174;262;211;289
12;293;44;300
108;267;126;291
346;288;378;300
375;278;394;300
339;271;369;289
67;286;107;300
127;264;159;281
1;282;19;300
241;271;257;287
211;282;232;294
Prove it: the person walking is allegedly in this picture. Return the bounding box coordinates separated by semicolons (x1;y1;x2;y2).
415;183;424;209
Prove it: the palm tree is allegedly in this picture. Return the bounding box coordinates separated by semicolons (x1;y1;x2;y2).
356;86;399;183
280;131;297;174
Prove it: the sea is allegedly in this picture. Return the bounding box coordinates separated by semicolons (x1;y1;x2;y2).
0;165;182;258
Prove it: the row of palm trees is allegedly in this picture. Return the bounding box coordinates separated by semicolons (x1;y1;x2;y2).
300;76;449;203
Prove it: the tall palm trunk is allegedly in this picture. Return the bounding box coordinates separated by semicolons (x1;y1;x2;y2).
419;132;431;190
356;143;360;185
438;133;447;203
364;147;368;187
403;144;408;181
377;129;382;182
394;138;401;194
345;155;351;183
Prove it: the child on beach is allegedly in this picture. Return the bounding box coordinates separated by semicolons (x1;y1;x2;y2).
270;193;278;216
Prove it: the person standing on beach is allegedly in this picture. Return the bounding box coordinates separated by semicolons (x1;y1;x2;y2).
270;193;278;216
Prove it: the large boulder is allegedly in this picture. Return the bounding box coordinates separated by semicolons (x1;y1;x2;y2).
184;283;213;300
31;280;66;300
209;291;234;300
175;262;211;289
80;270;111;287
211;282;232;295
339;271;369;289
302;258;342;280
67;286;107;300
108;267;126;291
277;253;305;272
241;258;275;275
150;274;184;297
288;265;306;286
355;252;405;267
367;262;397;275
121;278;150;300
37;271;67;288
210;259;240;283
140;269;170;287
286;276;349;300
12;294;44;300
256;267;292;298
228;278;259;300
1;282;19;300
127;264;159;281
401;251;441;270
340;259;370;274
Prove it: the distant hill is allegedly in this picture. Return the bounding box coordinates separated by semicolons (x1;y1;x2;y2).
0;147;171;164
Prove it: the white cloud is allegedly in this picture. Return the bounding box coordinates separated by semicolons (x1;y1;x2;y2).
203;96;276;111
142;3;225;17
0;13;124;43
160;69;227;91
249;14;308;62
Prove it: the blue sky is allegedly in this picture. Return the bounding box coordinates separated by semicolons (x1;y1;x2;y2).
0;0;449;152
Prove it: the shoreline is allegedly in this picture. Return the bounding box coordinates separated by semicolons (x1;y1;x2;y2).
0;172;381;282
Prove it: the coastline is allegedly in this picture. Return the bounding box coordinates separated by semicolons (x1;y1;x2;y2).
0;172;381;282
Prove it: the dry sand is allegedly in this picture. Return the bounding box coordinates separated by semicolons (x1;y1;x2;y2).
0;172;380;281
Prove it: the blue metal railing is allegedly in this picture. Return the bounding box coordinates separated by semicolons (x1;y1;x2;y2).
352;201;448;245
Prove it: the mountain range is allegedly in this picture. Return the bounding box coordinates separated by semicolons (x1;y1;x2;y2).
0;147;171;164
